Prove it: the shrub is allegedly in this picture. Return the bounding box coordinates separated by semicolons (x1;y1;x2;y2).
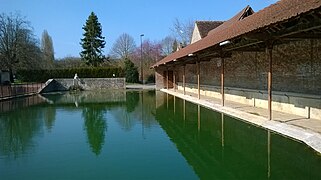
146;74;155;84
124;59;139;83
16;67;124;82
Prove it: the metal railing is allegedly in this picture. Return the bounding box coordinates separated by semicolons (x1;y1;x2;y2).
0;83;45;99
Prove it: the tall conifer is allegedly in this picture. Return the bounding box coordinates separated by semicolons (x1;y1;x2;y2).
80;12;105;66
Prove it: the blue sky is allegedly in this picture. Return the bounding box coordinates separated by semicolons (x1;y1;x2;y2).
1;0;277;59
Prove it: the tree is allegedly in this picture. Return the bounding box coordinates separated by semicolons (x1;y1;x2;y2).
171;18;194;46
41;30;54;68
124;58;139;83
54;56;84;69
80;12;105;66
130;40;162;83
110;33;136;59
0;13;42;81
161;36;176;56
172;39;178;52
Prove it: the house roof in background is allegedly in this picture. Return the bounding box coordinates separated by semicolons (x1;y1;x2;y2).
195;21;224;38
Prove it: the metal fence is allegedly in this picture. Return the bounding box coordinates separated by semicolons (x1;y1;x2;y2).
0;83;45;99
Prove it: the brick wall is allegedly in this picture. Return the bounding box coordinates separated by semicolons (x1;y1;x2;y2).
155;66;166;90
170;39;321;95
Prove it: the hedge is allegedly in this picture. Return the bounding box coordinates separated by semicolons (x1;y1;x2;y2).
16;67;124;82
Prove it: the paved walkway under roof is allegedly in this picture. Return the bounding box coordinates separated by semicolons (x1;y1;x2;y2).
161;88;321;153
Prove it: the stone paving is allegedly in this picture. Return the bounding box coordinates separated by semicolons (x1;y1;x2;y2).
162;88;321;153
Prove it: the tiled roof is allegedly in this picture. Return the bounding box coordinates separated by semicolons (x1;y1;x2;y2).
153;0;321;68
195;21;224;38
207;5;254;37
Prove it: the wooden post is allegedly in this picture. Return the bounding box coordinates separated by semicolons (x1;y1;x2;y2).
197;61;200;99
166;69;169;90
173;66;176;92
267;44;273;120
221;57;225;106
183;65;186;95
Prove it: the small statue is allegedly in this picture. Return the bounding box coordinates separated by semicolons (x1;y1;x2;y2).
74;73;79;80
73;73;79;86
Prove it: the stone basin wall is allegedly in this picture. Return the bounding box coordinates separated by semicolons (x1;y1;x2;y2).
40;78;126;93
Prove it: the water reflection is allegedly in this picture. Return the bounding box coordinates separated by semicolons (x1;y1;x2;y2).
156;94;321;179
126;91;139;113
0;107;44;159
44;106;56;131
82;105;107;156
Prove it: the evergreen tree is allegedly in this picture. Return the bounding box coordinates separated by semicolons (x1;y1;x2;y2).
41;30;55;68
124;58;139;83
80;12;105;66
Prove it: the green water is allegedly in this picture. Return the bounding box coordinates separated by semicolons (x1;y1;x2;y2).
0;91;320;180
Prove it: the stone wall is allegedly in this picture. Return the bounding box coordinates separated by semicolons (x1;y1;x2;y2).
42;91;126;104
40;78;125;93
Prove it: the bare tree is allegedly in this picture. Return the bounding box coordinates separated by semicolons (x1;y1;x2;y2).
161;36;176;56
110;33;136;59
41;30;55;68
130;40;162;82
54;56;84;69
0;13;42;81
171;18;194;46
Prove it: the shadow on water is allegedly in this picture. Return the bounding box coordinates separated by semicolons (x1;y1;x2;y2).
155;93;321;179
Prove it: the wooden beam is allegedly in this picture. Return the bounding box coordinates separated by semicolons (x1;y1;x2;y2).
183;65;186;95
225;40;264;51
281;33;321;40
279;23;321;38
221;57;225;106
266;43;273;120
